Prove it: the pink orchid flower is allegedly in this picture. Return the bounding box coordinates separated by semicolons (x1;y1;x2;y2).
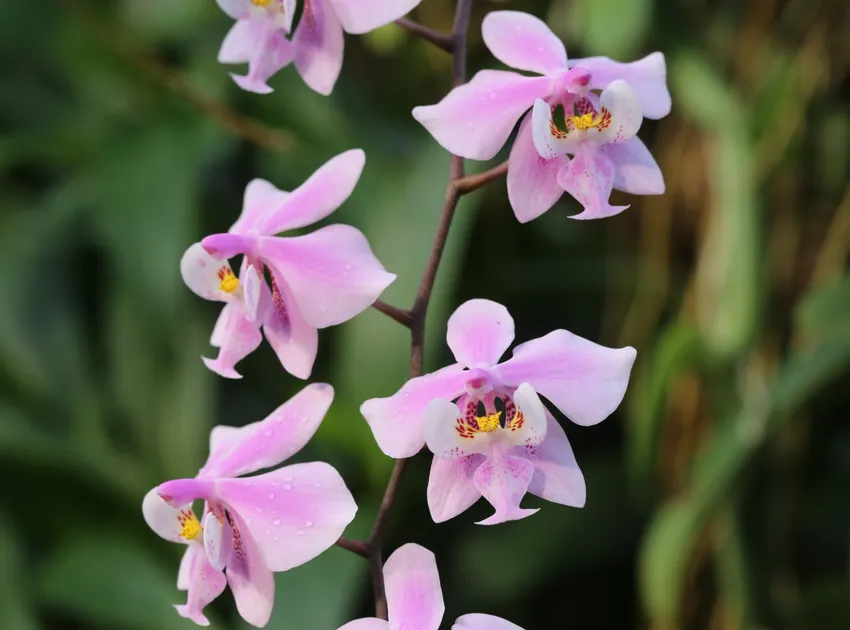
361;299;636;525
412;10;670;222
337;543;524;630
217;0;423;95
181;149;396;380
143;383;357;627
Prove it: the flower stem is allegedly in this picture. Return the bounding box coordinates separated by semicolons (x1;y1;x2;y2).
367;0;475;621
395;18;454;52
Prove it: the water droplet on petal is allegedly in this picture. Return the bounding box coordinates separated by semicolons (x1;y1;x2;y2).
314;482;323;488
268;493;275;499
265;430;273;437
273;519;281;525
296;529;305;536
283;476;293;482
304;520;313;528
283;483;292;490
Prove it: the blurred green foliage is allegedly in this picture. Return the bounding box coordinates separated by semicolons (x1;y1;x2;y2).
2;0;849;629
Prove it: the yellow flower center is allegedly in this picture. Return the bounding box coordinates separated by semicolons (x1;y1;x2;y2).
474;411;502;433
178;510;203;541
251;0;273;5
218;267;239;293
568;112;603;130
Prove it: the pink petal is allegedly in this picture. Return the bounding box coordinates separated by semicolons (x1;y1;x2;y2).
446;299;515;369
473;450;537;526
181;243;239;302
177;547;192;590
507;111;565;224
360;364;468;458
493;329;636;426
500;383;548;449
202;511;233;571
604;137;665;195
329;0;422;34
523;410;585;507
294;0;345;96
258;225;396;329
174;544;228;627
412;70;552;161
252;150;365;235
453;614;525;630
384;544;444;630
224;18;295;95
262;270;319;380
557;145;629;220
200;383;335;478
482;11;567;75
226;511;275;628
215;462;357;572
230;179;291;236
424;398;491;459
216;0;252;19
219;17;263;63
202;301;263;379
337;620;389;630
427;453;484;523
210;303;232;347
569;52;671;119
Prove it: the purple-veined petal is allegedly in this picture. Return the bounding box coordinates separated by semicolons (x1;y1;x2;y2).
177;547;192;590
252;150;365;235
446;299;514;369
174;544;228;627
202;511;233;571
593;80;642;144
216;0;253;19
242;265;265;323
507;111;566;223
412;70;553;161
522;409;586;507
142;489;199;544
258;224;396;329
202;301;263;379
215;462;357;572
225;511;275;628
557;144;629;220
569;52;671;119
427;453;484;523
384;544;444;630
262;270;319;380
329;0;422;34
604;137;665;195
231;26;295;95
473;449;537;526
181;243;241;302
200;383;334;478
230;179;291;236
453;614;525;630
361;364;469;458
493;329;636;426
338;620;389;630
482;11;567;75
531;98;577;159
294;0;345;96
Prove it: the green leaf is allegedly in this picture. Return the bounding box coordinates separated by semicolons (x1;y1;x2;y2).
794;274;850;346
567;0;654;59
0;514;38;630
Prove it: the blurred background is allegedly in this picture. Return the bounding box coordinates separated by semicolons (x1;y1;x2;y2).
2;0;850;628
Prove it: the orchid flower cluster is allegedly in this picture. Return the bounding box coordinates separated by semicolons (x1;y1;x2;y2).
143;2;670;628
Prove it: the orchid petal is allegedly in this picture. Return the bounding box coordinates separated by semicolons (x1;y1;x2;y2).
493;329;636;426
202;511;233;571
500;383;547;448
473;451;537;526
329;0;422;34
507;111;565;223
557;145;629;220
181;243;240;302
226;511;275;628
384;544;445;630
202;302;263;379
177;547;192;590
230;179;291;236
262;270;319;380
216;0;252;19
242;265;264;323
594;80;642;144
482;11;567;75
215;462;357;572
446;299;514;369
201;232;257;261
424;398;492;459
201;383;334;478
226;19;295;95
523;410;586;507
294;0;344;96
174;545;227;627
253;150;366;235
361;364;469;458
453;614;525;630
142;489;197;544
210;303;233;347
258;225;396;329
531;98;576;159
219;17;263;63
427;453;484;523
569;52;671;119
605;137;665;195
412;70;552;161
338;620;389;630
